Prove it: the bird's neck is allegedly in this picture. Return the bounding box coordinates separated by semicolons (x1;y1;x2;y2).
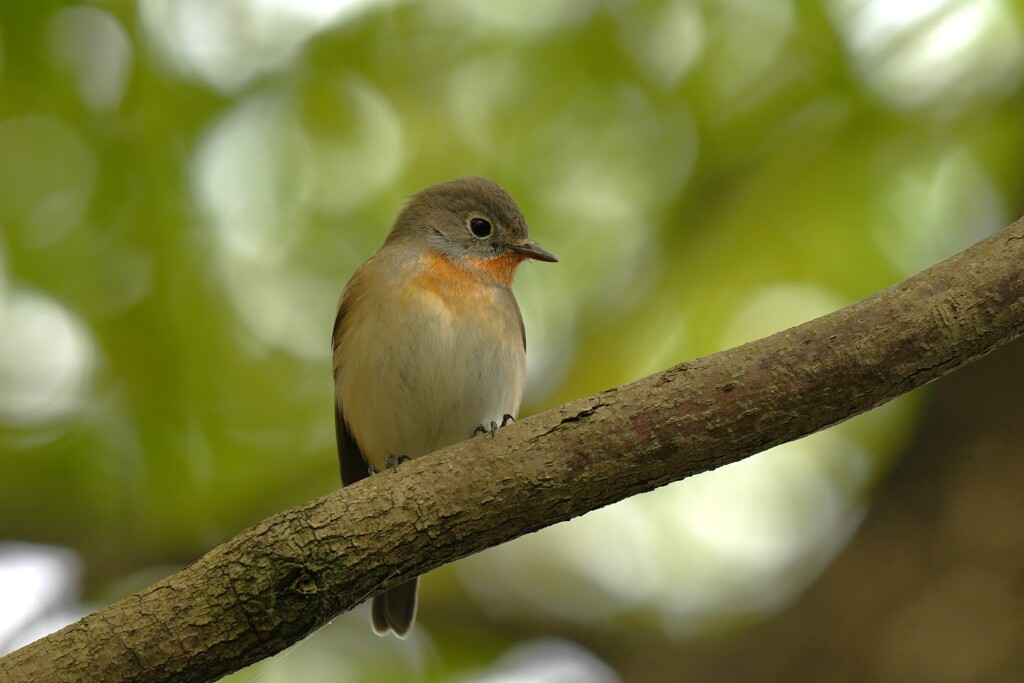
419;251;524;290
465;253;527;286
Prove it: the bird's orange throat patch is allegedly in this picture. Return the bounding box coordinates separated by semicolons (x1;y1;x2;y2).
465;252;527;286
414;252;525;298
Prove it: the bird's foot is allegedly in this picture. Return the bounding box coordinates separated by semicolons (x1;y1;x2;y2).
474;414;515;438
385;454;412;472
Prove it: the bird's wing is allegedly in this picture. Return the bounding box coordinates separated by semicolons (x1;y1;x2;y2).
335;401;369;486
510;290;526;352
332;299;371;486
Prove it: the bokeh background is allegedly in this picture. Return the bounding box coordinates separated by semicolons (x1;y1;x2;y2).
2;1;1024;681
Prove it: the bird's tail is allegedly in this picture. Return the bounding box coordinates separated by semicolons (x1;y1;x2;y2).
371;578;419;637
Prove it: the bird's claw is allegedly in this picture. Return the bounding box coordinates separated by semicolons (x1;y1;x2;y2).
385;454;411;472
474;414;515;438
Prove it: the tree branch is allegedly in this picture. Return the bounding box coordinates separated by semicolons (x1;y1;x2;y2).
3;217;1023;683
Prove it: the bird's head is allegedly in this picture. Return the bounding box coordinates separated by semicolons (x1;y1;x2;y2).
387;177;557;284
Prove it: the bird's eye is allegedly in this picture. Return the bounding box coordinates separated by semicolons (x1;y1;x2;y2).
469;217;492;238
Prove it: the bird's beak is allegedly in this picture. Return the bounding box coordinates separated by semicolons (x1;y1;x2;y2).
510;241;558;263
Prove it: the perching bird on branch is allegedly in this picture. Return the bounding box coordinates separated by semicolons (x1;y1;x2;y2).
331;177;557;636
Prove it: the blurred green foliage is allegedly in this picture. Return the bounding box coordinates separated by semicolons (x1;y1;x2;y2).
2;0;1023;680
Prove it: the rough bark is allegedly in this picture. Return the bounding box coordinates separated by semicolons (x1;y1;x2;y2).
1;217;1022;682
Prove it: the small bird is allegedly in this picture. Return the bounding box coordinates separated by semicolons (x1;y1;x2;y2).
331;177;557;637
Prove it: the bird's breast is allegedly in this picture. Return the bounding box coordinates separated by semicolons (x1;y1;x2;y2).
336;252;526;470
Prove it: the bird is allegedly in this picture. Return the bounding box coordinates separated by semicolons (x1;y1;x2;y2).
331;176;557;637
